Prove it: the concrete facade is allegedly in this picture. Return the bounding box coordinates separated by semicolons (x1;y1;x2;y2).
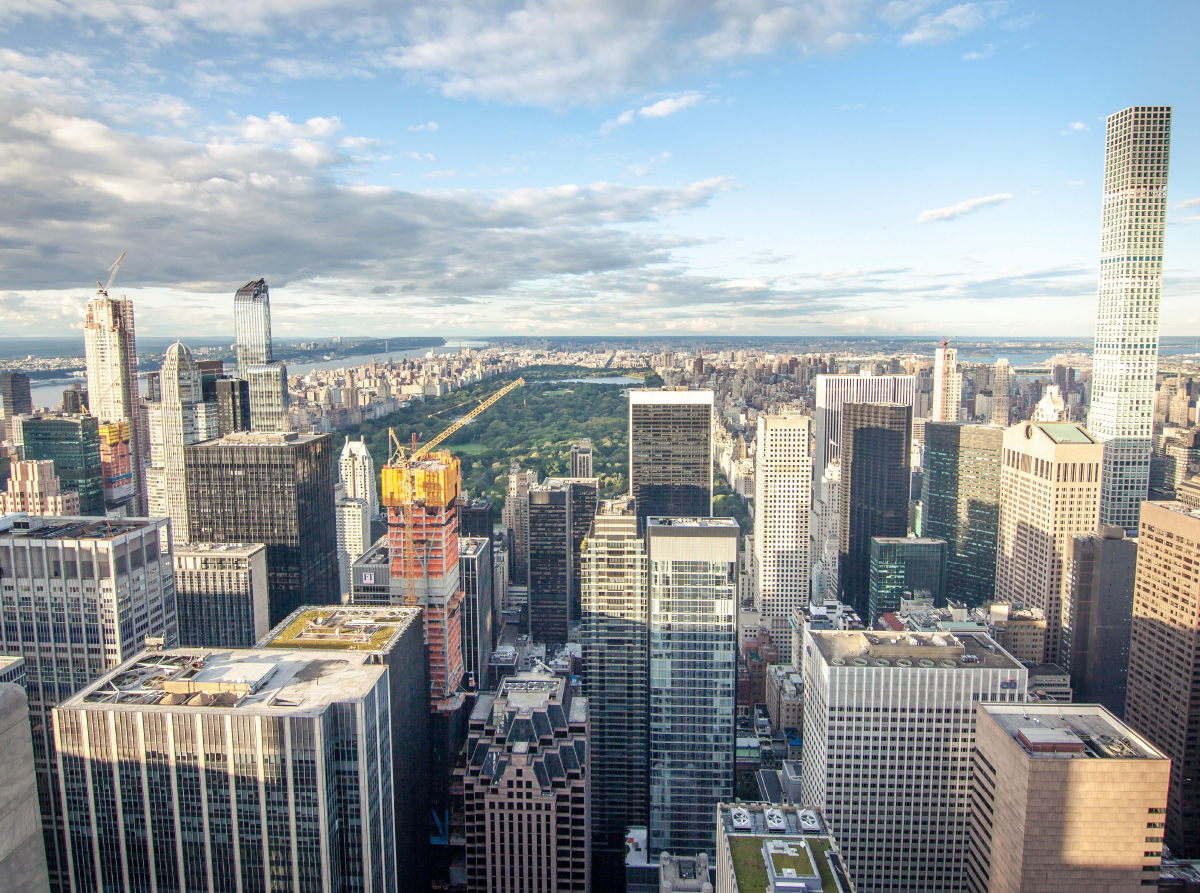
0;670;51;893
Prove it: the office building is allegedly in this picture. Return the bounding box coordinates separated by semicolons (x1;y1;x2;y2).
564;477;599;624
173;542;269;648
15;414;105;516
1;369;32;418
629;388;714;521
460;535;495;688
580;497;649;868
867;535;947;625
932;339;962;422
461;496;495;541
764;664;802;735
0;514;176;893
233;278;273;375
800;629;1026;893
0;460;79;515
810;461;841;604
922;423;1003;607
145;342;205;540
1091;106;1172;532
503;461;537;584
715;803;853;893
96;420;135;512
246;361;289;433
1124;501;1200;856
813;373;915;479
83;294;144;512
348;536;392;605
995;421;1103;664
991;360;1011;427
986;605;1048;664
647;517;738;857
339;435;378;516
336;490;372;596
462;670;590;892
529;478;572;643
184;431;338;624
60;387;86;415
837;402;912;618
55;645;399;893
752;413;813;666
967;704;1169;893
258;605;430;890
0;669;51;893
214;376;251;434
1064;526;1137;716
570;437;594;478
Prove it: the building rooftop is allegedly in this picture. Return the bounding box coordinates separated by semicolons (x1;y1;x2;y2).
61;647;387;713
201;431;323;446
808;630;1023;671
1146;500;1200;522
646;516;740;530
0;513;159;541
173;542;265;557
981;704;1167;761
459;536;489;558
258;606;421;653
717;804;852;893
1033;422;1096;444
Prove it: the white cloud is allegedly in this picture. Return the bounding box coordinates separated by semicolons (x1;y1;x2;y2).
628;152;672;177
917;192;1012;223
1069;121;1088;131
600;109;636;134
1067;180;1082;186
1176;197;1200;210
408;121;439;132
962;43;994;60
638;92;704;119
900;2;994;46
422;169;458;178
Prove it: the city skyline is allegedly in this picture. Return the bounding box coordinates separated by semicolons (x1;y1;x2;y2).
0;3;1196;338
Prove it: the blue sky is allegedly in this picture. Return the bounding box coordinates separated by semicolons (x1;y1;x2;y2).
0;0;1196;338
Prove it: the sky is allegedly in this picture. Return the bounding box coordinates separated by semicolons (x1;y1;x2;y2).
0;0;1197;339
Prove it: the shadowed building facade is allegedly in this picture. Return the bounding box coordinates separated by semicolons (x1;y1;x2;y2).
629;388;713;522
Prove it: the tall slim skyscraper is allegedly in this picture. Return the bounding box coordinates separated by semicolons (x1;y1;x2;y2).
813;373;915;480
580;497;648;869
184;431;338;623
570;437;594;478
1124;501;1200;856
800;629;1026;893
335;488;372;596
922;423;1003;607
340;435;378;516
234;277;273;375
837;403;912;618
810;460;841;603
459;535;494;688
1091;105;1172;532
146;342;203;540
1;369;32;417
246;361;289;432
932;338;962;422
647;517;738;857
629;388;714;521
995;421;1103;665
991;359;1011;427
502;461;537;584
528;478;571;643
0;514;176;893
83;295;144;511
752;412;813;666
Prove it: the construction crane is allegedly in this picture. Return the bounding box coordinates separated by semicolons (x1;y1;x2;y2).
96;252;126;297
382;376;524;606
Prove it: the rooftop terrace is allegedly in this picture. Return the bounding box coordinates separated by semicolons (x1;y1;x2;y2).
259;606;421;652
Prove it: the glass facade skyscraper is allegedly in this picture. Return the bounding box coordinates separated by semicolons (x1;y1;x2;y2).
233;278;273;376
867;535;948;624
629;388;714;522
647;516;738;858
16;414;105;516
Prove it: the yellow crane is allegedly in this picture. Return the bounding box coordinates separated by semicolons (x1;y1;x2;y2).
382;377;525;606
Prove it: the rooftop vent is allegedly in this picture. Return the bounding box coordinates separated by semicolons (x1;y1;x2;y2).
731;808;751;830
765;808;786;830
799;810;821;831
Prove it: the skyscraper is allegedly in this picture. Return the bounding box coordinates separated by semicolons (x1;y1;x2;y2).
1064;526;1137;717
813;373;916;480
800;629;1026;893
1091;105;1172;532
922;423;1003;607
502;461;537;584
96;420;136;512
83;295;144;511
214;377;251;434
867;535;947;624
528;478;571;643
0;669;50;893
967;704;1169;893
563;476;599;623
461;670;590;893
335;488;372;596
184;431;338;623
0;514;176;893
629;388;714;521
580;497;648;871
1;369;32;417
647;517;738;857
991;359;1011;427
339;435;378;516
234;277;273;375
173;542;269;648
752;412;813;666
932;338;962;422
1123;501;1200;856
459;535;494;688
995;421;1103;665
145;342;204;540
246;361;289;432
810;460;841;604
570;437;594;478
15;414;105;516
0;460;80;515
837;403;912;617
55;646;399;893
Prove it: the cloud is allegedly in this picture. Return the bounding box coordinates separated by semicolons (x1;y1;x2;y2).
917;192;1012;223
1069;121;1088;130
628;152;672;177
602;92;705;133
900;2;995;45
600;110;636;134
408;121;439;132
1067;180;1082;186
962;43;994;60
422;169;459;178
1176;197;1200;210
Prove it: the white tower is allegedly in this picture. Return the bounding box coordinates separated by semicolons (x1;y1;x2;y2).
931;337;962;422
146;342;202;541
84;294;144;511
339;437;378;517
1090;105;1172;532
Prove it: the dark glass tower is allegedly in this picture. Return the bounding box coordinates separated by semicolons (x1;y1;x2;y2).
838;402;912;617
922;422;1003;607
868;536;947;624
528;479;571;643
565;477;598;623
214;377;251;435
1;370;32;416
629;388;713;521
184;431;338;624
16;414;104;515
